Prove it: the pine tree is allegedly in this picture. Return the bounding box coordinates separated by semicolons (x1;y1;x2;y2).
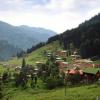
22;58;26;68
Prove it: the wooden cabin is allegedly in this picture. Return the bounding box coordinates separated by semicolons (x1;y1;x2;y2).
56;50;67;57
83;68;100;83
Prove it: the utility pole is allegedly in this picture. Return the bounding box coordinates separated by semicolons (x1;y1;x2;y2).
64;76;67;96
96;96;99;100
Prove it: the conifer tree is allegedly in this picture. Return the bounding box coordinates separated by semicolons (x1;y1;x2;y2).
22;58;26;68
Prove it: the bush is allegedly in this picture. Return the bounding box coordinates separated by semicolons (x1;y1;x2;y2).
91;56;99;61
66;74;81;85
0;92;3;99
45;77;57;89
14;72;28;88
0;84;3;99
56;77;64;87
2;72;9;83
45;77;64;89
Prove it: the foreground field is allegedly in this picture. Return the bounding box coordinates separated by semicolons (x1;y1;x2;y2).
2;84;100;100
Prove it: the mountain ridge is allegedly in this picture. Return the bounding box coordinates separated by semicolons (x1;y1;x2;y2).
0;21;57;49
0;21;56;60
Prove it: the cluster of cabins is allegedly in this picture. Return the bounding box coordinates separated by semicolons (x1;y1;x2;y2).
46;50;100;83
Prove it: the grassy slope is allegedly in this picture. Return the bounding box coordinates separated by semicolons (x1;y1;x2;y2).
0;65;6;74
4;41;61;66
2;84;100;100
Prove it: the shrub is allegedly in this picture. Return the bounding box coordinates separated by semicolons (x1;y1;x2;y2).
14;72;28;88
0;92;3;99
45;77;57;89
2;72;9;83
0;83;3;99
66;74;81;85
56;77;64;87
91;56;99;61
45;77;64;89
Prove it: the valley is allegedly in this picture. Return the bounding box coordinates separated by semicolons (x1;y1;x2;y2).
0;13;100;100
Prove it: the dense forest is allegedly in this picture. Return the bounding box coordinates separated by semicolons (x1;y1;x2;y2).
27;13;100;59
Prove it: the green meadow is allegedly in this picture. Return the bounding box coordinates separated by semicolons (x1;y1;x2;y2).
4;41;61;66
1;84;100;100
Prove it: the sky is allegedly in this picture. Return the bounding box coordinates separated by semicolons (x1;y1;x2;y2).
0;0;100;33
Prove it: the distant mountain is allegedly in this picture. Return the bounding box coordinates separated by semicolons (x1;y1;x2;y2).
0;40;21;60
0;21;57;60
0;21;57;50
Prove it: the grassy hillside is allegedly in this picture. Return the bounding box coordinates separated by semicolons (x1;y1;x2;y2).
2;84;100;100
2;41;61;66
0;65;6;74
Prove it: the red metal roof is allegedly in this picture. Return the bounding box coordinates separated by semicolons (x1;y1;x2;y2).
66;69;83;75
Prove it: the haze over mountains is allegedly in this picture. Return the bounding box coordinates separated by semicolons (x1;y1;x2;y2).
0;21;57;60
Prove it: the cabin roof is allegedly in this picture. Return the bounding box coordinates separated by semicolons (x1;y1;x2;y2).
83;68;100;74
56;57;62;60
62;62;68;64
65;69;83;75
61;50;67;53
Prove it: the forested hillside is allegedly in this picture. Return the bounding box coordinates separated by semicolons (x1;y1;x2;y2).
47;13;100;58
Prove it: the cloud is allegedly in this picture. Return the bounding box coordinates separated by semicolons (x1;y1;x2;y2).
0;0;100;33
0;0;51;11
72;0;100;14
24;0;50;5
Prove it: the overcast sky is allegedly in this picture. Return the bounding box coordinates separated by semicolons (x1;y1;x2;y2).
0;0;100;33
